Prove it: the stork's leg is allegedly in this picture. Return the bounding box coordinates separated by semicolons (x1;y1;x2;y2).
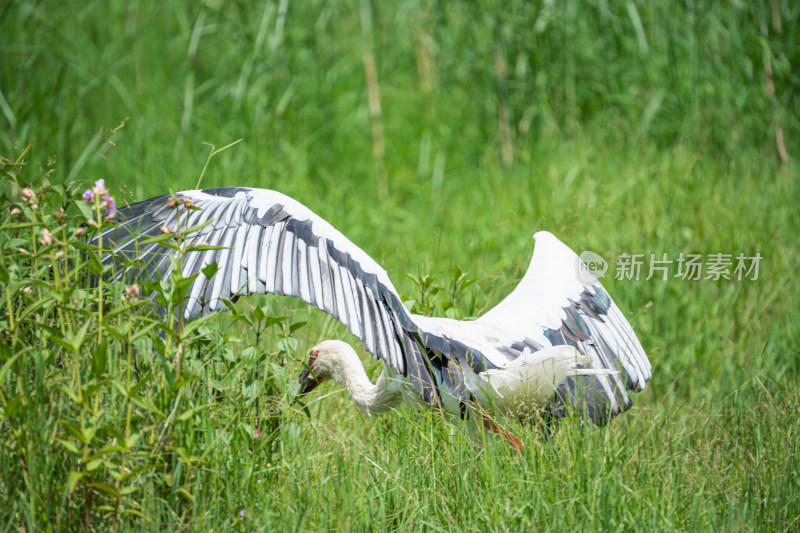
480;413;523;452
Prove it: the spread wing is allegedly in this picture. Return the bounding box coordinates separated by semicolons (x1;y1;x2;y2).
96;187;440;404
475;231;652;424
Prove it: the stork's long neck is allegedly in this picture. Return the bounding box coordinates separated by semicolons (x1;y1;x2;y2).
330;351;403;416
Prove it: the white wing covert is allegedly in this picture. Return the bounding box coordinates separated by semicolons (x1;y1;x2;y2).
98;187;440;405
476;231;652;423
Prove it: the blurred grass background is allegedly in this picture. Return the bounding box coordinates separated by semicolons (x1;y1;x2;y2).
2;0;799;531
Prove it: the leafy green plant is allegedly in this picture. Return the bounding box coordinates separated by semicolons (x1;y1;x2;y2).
0;148;304;530
403;266;480;318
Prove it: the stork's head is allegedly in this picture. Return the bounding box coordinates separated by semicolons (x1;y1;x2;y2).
297;340;353;395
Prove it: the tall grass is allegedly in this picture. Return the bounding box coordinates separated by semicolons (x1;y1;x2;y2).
1;0;799;531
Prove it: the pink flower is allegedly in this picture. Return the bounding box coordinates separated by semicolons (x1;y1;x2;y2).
83;180;116;218
103;193;116;217
83;179;108;203
21;188;38;209
40;228;55;246
123;284;140;303
92;179;108;197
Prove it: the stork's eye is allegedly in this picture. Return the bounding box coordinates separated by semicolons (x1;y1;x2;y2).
308;350;318;365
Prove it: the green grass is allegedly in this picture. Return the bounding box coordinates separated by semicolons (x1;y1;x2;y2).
2;0;799;531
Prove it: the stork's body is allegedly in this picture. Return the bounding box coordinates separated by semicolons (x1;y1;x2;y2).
301;340;612;417
99;187;652;439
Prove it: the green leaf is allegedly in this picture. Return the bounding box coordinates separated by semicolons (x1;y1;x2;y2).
176;446;201;464
125;432;141;449
0;350;24;383
460;277;480;290
83;379;110;402
87;446;128;460
402;272;422;286
56;438;80;454
48;332;78;353
75;201;94;220
109;378;129;397
118;463;163;482
289;320;307;333
221;349;236;363
57;386;82;405
180;218;214;235
128;371;153;397
278;337;298;354
138;232;175;246
83;423;97;443
8;237;29;247
241;346;260;364
242;380;262;398
201;261;219;279
172;372;200;392
0;342;10;364
184;244;226;252
87;249;105;274
5;397;21;417
265;316;289;328
157;240;180;251
177;403;213;422
130;322;160;342
445;307;462;320
86;459;103;472
104;324;129;342
68;472;86;494
87;482;119;498
220;298;238;313
228;313;252;325
268;362;288;381
173;272;199;298
92;339;107;375
130;396;166;418
120;509;151;520
181;314;219;336
72;321;92;351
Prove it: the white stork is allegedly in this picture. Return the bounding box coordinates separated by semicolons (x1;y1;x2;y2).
99;187;651;447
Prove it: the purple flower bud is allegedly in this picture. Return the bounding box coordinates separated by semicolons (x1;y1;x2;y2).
91;179;109;198
103;194;117;217
83;189;94;203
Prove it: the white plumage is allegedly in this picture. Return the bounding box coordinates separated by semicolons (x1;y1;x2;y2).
100;187;652;443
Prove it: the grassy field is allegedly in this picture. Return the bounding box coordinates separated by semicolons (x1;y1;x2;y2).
2;1;799;531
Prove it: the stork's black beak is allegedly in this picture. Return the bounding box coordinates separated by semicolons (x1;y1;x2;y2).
298;368;321;395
